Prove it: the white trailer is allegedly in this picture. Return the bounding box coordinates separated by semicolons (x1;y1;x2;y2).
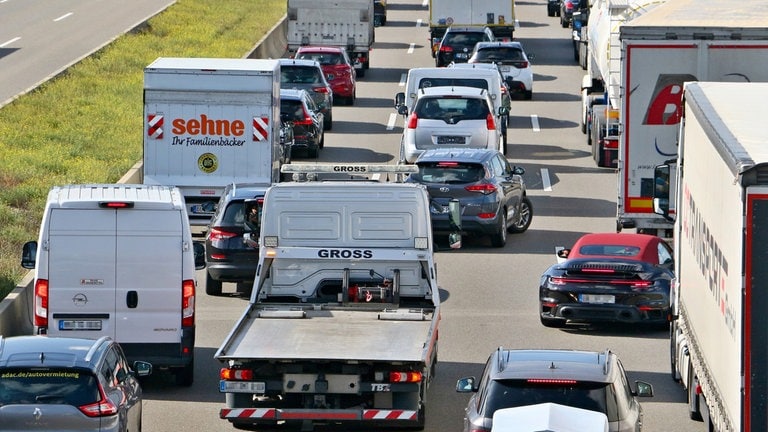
286;0;374;77
142;57;283;227
616;0;768;237
428;0;516;56
215;164;442;430
655;82;768;432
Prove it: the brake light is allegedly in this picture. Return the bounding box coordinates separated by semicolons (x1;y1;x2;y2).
407;113;419;129
390;371;422;383
436;162;459;167
182;279;195;327
312;86;330;94
220;368;254;381
477;212;497;219
99;201;133;209
79;384;118;417
527;378;578;385
486;113;496;130
294;109;314;126
465;184;496;195
515;61;529;68
208;227;238;242
604;138;619;149
439;45;453;53
34;279;48;328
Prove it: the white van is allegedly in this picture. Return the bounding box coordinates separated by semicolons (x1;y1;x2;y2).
21;184;206;386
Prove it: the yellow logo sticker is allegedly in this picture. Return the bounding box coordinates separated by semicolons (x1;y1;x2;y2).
198;153;218;173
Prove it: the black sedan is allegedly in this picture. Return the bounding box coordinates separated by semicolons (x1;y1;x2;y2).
539;233;674;329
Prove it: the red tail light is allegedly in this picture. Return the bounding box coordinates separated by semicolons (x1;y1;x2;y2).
477;212;497;219
293;109;314;126
486;114;496;130
312;86;330;94
604;138;619;149
407;113;419;129
220;368;254;380
182;279;195;327
390;371;422;383
208;227;238;242
515;61;529;68
34;279;48;328
465;184;496;195
439;45;453;53
79;384;118;417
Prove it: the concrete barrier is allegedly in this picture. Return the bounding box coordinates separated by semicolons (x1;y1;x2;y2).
0;15;288;338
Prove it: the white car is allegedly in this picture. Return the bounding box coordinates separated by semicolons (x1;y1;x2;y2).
468;41;534;100
398;86;507;163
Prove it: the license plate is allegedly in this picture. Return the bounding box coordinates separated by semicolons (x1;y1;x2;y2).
59;320;102;331
220;381;266;393
437;136;465;144
499;66;511;72
579;294;615;304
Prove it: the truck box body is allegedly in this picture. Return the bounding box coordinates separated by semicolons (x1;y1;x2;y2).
21;184;204;385
617;0;768;234
215;172;440;429
143;58;282;227
428;0;516;53
286;0;374;71
668;82;768;431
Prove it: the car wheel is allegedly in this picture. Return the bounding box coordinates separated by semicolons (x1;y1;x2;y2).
357;68;365;78
501;128;508;155
669;321;680;382
508;197;533;233
319;131;325;149
175;359;194;387
540;315;567;328
206;271;223;296
525;90;532;100
548;8;554;17
324;111;333;130
490;212;507;248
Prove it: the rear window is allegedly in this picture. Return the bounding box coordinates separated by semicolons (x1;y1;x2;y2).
297;53;343;66
418;78;489;91
280;66;322;84
415;97;490;120
281;99;306;121
412;162;485;184
0;368;99;406
474;48;525;65
444;32;488;47
220;200;246;226
578;245;641;257
482;379;619;421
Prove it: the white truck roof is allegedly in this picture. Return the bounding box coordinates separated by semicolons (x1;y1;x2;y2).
144;57;280;91
44;184;184;210
625;0;768;29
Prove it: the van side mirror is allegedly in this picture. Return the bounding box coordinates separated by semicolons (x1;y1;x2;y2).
193;242;206;270
394;92;405;109
653;164;673;221
21;241;37;269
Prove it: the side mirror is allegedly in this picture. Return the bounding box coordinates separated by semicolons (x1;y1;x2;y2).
394;92;405;109
455;376;477;393
21;241;37;269
397;105;409;116
653;164;673;221
448;199;462;249
132;361;153;378
635;380;654;397
193;242;206;270
498;106;509;116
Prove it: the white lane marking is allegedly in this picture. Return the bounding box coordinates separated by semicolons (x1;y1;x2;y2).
53;12;73;22
531;114;540;132
416;19;423;27
407;42;415;54
0;37;20;48
399;73;407;87
387;113;397;130
541;168;552;191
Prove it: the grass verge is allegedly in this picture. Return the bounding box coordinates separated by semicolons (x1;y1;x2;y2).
0;0;286;299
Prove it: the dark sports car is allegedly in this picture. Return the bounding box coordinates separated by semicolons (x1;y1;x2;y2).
539;233;674;329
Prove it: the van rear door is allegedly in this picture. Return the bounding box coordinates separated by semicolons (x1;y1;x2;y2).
46;208;118;338
115;209;184;345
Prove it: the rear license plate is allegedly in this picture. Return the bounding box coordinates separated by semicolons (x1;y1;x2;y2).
499;66;511;72
437;136;465;144
59;320;102;331
220;381;266;393
579;294;615;304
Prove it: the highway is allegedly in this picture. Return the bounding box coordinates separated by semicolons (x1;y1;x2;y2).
136;0;707;431
0;0;175;107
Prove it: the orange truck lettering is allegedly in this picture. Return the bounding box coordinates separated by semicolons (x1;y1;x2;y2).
171;115;245;136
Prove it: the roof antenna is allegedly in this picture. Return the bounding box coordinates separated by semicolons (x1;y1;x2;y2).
39;352;45;364
549;361;556;370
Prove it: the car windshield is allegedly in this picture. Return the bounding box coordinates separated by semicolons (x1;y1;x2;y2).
412;162;484;184
281;66;321;84
297;53;342;66
0;368;99;406
482;379;619;422
415;97;489;120
578;245;641;257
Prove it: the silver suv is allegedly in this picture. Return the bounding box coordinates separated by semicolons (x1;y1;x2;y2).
456;348;654;432
0;335;151;432
399;86;507;164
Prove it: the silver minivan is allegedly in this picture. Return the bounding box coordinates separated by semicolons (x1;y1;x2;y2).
399;86;507;163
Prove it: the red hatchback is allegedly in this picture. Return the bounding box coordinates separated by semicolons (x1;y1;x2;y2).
295;46;357;105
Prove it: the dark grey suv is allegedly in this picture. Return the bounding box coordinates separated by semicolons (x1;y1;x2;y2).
205;183;267;296
0;335;151;432
456;348;654;432
406;148;532;247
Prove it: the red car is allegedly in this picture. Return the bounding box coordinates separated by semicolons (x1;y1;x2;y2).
539;233;675;329
295;46;357;105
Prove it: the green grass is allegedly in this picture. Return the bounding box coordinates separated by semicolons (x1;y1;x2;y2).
0;0;286;299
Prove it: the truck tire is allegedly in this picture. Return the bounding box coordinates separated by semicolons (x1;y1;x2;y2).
175;359;194;387
206;272;223;296
508;197;533;234
669;322;680;382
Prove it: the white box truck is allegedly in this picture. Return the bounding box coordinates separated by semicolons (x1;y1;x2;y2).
428;0;516;56
21;184;206;386
286;0;375;77
216;164;442;430
653;82;768;431
143;57;283;227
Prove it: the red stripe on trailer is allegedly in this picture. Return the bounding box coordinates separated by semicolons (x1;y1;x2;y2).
253;116;269;141
147;114;163;139
363;409;418;420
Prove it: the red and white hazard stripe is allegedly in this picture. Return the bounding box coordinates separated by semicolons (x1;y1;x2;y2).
363;409;418;420
147;114;163;139
253;116;269;141
220;408;276;419
220;408;417;421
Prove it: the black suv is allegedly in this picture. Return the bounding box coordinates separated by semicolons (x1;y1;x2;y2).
456;348;654;432
436;26;496;67
205;183;268;296
0;335;151;432
406;148;532;247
